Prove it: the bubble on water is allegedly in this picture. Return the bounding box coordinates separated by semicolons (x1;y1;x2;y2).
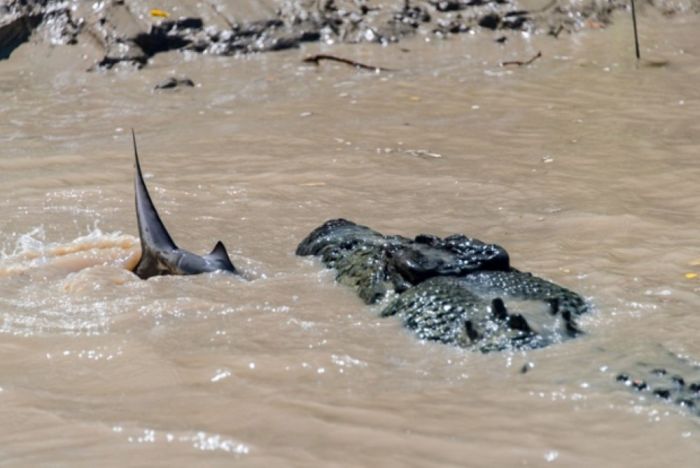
331;354;368;369
119;426;250;455
211;369;232;382
191;431;250;454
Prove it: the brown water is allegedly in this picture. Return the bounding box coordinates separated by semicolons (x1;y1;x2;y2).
1;9;700;466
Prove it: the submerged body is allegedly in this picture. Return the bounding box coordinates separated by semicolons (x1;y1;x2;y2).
131;131;238;279
133;240;236;279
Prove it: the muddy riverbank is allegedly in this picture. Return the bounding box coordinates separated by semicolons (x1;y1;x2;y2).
2;0;697;69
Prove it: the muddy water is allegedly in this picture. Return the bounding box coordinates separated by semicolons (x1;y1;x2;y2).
1;10;700;466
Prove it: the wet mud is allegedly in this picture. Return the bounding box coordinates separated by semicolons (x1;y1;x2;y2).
2;0;697;69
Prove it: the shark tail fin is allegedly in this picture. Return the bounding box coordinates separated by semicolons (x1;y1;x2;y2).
133;129;181;278
206;240;237;273
133;129;178;252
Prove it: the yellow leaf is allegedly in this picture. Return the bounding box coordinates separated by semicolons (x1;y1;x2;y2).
150;9;170;18
685;272;698;279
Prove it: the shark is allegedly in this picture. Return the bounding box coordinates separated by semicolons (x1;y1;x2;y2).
131;130;238;279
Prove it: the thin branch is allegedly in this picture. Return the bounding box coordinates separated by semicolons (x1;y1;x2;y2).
501;51;542;67
303;54;395;72
207;0;236;30
532;0;558;13
631;0;640;60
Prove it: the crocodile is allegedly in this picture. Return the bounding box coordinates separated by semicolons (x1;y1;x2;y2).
296;218;587;351
297;218;700;415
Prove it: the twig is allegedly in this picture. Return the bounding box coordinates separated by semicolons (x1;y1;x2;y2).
207;0;236;30
631;0;640;60
549;25;564;38
303;54;395;72
501;51;542;67
532;0;558;13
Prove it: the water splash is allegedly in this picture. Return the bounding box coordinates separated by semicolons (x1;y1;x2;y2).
0;227;140;277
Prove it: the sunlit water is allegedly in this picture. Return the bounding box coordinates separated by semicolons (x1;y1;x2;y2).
1;10;699;466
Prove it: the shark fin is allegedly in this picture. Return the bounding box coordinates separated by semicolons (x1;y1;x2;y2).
205;240;237;273
133;129;178;253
